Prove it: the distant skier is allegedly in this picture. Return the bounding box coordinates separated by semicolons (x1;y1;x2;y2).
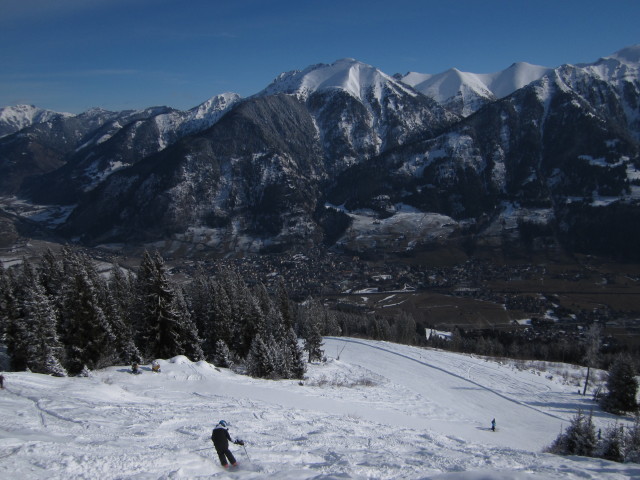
491;418;496;432
151;361;161;373
211;420;243;468
131;363;140;374
0;373;4;389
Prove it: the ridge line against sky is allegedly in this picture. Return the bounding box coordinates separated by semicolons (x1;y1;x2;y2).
0;0;638;113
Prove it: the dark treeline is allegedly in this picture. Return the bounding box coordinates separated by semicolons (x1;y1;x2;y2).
3;247;637;381
424;325;640;370
0;249;327;380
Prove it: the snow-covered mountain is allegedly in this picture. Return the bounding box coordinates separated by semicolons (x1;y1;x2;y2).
401;62;553;116
259;58;457;170
1;337;637;479
54;60;456;249
260;57;418;102
0;104;73;138
327;45;640;259
16;93;241;204
0;106;150;195
1;45;640;260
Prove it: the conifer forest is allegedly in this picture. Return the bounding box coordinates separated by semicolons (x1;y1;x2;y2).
0;249;319;379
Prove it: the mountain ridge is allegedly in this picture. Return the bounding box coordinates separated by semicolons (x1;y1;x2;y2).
1;45;639;260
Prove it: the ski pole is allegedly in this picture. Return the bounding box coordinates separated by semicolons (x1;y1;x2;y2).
242;443;251;462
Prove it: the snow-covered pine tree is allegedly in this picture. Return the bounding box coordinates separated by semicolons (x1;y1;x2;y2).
39;248;65;298
303;317;324;363
601;354;639;414
599;423;624;462
13;262;66;376
223;270;264;357
135;251;203;361
624;414;640;463
187;270;216;358
220;268;251;336
246;333;278;378
235;286;264;358
133;250;156;351
0;262;11;343
547;409;596;457
275;277;293;332
59;252;116;373
3;265;26;370
210;279;235;355
582;323;602;396
283;327;306;379
255;283;279;332
172;287;204;361
573;409;597;457
213;339;233;368
106;264;141;363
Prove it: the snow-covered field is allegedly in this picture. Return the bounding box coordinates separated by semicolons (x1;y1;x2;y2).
1;337;638;479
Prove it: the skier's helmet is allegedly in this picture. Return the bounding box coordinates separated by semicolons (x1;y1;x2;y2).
219;420;227;427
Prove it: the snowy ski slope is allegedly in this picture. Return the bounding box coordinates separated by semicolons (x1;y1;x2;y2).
0;337;638;479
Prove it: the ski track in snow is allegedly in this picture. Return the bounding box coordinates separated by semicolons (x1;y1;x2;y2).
0;338;639;479
329;338;564;421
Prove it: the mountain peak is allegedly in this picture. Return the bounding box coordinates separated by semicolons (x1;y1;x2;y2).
189;92;241;118
608;44;640;65
400;61;551;116
0;104;73;138
259;58;415;101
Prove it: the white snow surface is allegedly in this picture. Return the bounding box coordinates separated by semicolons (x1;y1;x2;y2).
259;58;416;102
402;63;552;106
1;337;638;479
0;104;72;137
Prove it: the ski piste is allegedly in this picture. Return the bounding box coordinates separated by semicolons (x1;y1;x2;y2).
2;338;639;478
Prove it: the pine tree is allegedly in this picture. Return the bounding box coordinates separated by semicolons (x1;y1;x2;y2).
133;250;156;351
211;279;235;353
226;276;262;357
39;248;64;299
107;264;141;363
394;311;417;344
303;318;324;363
172;288;204;361
283;328;306;379
0;262;11;343
4;265;27;370
60;252;116;374
255;283;283;338
246;333;277;378
236;288;264;358
213;339;233;368
624;414;640;463
135;251;203;361
599;423;624;462
275;277;293;332
582;323;602;395
601;354;639;414
547;409;596;457
187;270;216;358
12;262;66;376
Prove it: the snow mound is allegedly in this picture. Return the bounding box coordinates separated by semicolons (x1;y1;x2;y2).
169;355;192;364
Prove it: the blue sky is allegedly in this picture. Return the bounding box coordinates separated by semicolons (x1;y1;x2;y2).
1;0;638;113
